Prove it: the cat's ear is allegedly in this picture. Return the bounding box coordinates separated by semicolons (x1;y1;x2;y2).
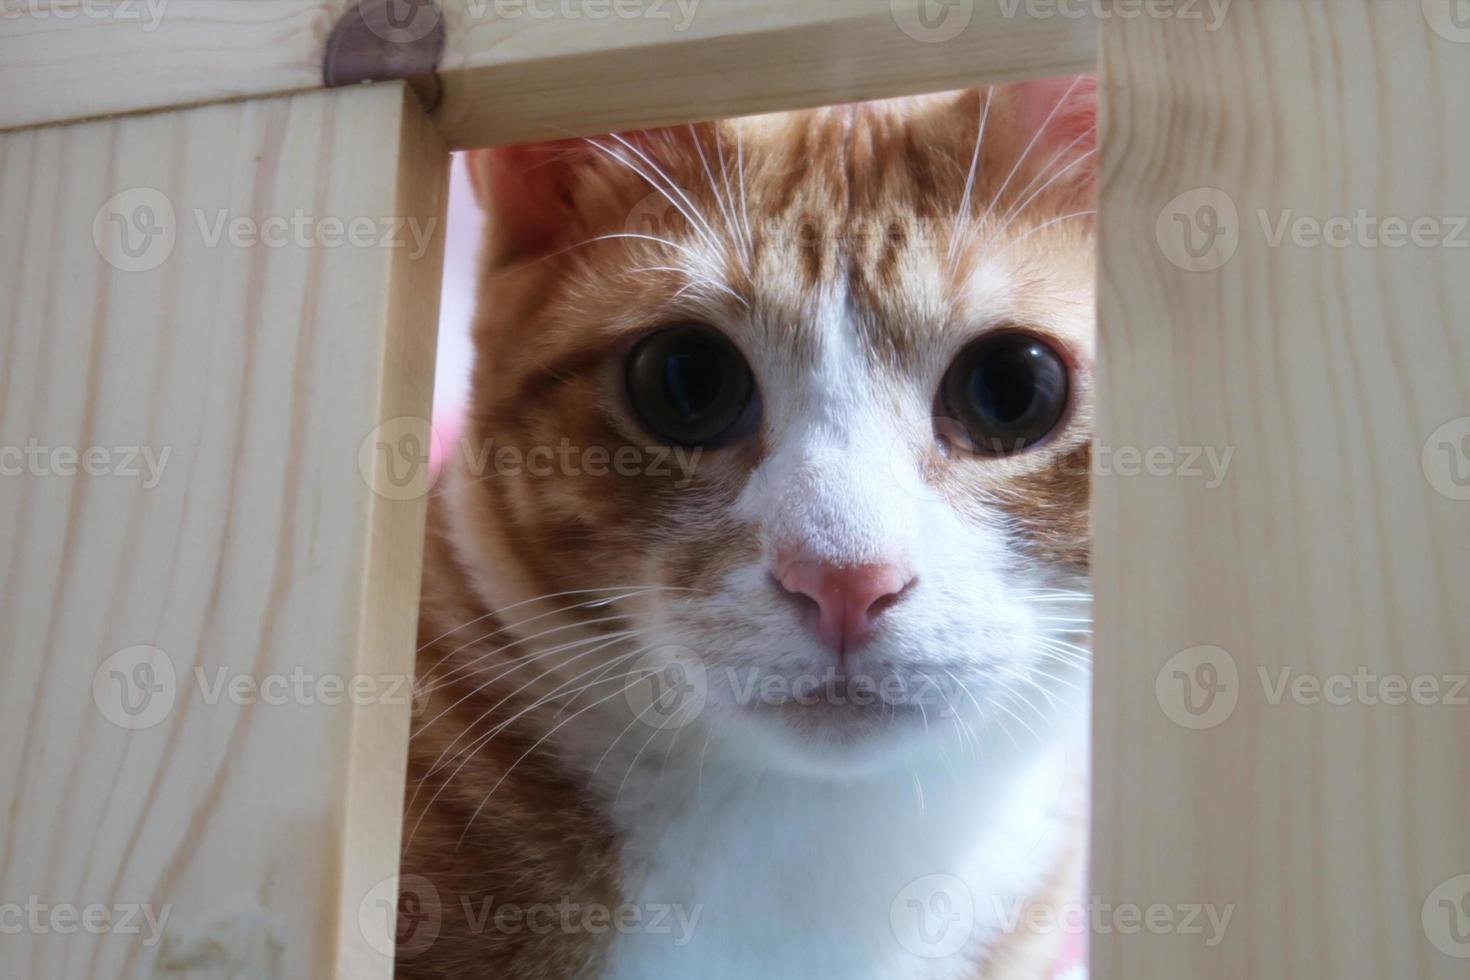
464;140;589;265
1010;73;1098;192
464;128;701;266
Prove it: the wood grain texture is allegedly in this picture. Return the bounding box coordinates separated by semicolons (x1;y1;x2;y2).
432;0;1098;148
0;81;447;978
0;0;338;132
1093;3;1470;978
0;0;1097;147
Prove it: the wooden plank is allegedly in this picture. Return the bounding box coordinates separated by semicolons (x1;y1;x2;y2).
0;81;447;978
432;0;1098;148
1093;3;1470;978
0;0;1097;147
0;0;337;132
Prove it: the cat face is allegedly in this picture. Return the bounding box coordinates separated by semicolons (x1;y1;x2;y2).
453;80;1095;775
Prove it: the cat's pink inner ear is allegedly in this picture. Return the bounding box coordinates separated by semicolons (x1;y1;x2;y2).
465;142;584;261
1012;74;1098;184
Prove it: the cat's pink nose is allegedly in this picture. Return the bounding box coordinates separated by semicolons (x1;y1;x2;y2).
775;559;914;655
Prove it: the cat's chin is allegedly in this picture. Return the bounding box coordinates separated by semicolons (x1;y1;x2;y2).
712;699;945;780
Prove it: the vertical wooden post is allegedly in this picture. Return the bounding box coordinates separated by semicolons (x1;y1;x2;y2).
1094;2;1470;978
0;82;447;977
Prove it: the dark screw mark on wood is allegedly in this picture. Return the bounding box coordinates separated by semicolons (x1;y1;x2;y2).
323;0;447;109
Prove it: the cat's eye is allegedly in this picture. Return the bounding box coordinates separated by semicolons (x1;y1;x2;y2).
625;323;757;447
941;331;1070;455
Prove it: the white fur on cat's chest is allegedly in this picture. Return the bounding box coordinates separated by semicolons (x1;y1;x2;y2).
596;730;1080;980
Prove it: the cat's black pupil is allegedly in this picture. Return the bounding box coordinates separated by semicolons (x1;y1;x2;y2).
627;324;755;447
947;333;1068;454
970;343;1045;423
663;348;723;419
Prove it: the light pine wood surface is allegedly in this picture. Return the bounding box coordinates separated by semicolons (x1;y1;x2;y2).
0;82;447;978
0;0;1097;147
433;0;1097;148
1094;2;1470;978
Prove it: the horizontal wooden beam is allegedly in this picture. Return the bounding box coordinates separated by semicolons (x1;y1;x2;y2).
1;0;1096;147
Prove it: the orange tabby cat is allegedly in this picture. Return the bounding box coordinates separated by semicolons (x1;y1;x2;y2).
401;77;1096;980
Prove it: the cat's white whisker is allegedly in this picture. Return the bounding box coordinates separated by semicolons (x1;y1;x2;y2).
671;276;750;310
413;627;646;756
590;682;669;786
407;635;650;828
689;123;750;276
457;677;662;849
985;209;1098;262
694;727;714;818
420;630;656;765
980;142;1097;252
608;132;725;247
1033;648;1094;674
614;699;680;807
943;669;996;740
570;231;706;261
1037;634;1092;656
947;86;995;272
405;648;656;846
419;612;638;696
1002;662;1080;700
415;586;684;656
714;123;739;246
931;675;977;765
969;75;1085;256
585;136;723;258
417;586;696;688
734;127;753;256
987;124;1096;230
915;676;934;737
